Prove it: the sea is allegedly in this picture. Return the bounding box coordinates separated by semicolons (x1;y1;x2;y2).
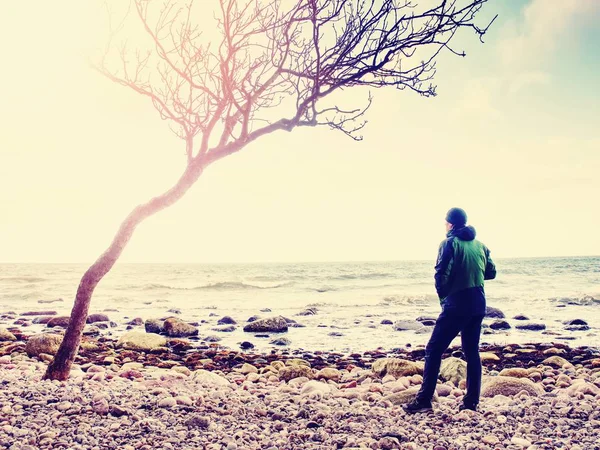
1;257;599;353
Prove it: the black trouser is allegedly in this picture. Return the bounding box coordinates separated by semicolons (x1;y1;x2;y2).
415;309;485;407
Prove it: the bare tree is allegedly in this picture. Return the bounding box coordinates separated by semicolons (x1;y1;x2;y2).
44;0;495;380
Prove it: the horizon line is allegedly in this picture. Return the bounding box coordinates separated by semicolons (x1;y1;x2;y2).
1;254;598;265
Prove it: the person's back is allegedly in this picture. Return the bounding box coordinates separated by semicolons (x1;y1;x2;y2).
435;220;496;316
403;207;496;414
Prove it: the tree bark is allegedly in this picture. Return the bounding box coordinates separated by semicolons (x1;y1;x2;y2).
43;161;204;380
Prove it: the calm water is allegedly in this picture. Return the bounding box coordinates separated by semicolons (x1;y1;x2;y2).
1;257;599;352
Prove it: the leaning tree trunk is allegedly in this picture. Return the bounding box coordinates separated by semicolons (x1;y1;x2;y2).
44;161;204;380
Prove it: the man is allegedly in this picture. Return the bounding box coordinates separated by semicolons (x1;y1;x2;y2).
403;207;496;413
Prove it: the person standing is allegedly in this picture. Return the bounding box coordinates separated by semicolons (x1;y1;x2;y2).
403;207;496;413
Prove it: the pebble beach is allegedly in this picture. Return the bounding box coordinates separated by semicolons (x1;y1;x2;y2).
2;309;600;450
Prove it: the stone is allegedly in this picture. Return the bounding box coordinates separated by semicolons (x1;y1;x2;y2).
0;328;17;342
512;314;529;320
543;347;566;356
372;358;423;378
542;356;573;368
238;363;258;374
145;319;164;334
46;316;71;328
296;308;318;316
92;398;109;415
566;380;600;397
278;365;314;382
440;357;467;386
481;376;544;397
127;317;143;326
32;316;53;324
217;316;237;325
435;384;452;397
25;333;63;356
240;341;254;350
175;396;193;406
211;325;236;332
498;368;530;378
86;313;110;323
116;332;167;351
21;311;57;316
515;323;546;331
185;415;211;429
270;337;291;346
316;367;341;381
392;320;422;331
192;369;230;386
563;318;587;326
243;316;288;333
490;320;511;330
300;380;331;396
485;306;505;319
163;318;198;337
380;319;393;325
158;397;177;408
482;435;500;445
480;352;500;362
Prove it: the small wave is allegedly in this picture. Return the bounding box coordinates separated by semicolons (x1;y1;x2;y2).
0;276;47;283
331;272;395;281
311;286;337;293
135;281;292;291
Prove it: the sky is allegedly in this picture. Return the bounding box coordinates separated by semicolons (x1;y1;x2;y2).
0;0;599;263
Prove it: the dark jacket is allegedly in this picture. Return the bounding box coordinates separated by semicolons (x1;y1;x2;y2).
434;225;496;312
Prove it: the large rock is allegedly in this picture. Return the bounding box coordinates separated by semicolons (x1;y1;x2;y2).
163;318;198;337
243;316;288;333
116;332;167;351
217;316;237;325
392;320;423;331
515;323;546;331
563;319;588;326
490;320;511;330
316;367;341;382
278;365;314;381
372;358;423;378
480;352;500;362
46;316;71;328
485;306;505;319
25;333;63;357
87;313;110;324
192;369;230;386
481;376;544;398
542;356;573;369
0;328;17;342
440;357;467;386
145;319;165;334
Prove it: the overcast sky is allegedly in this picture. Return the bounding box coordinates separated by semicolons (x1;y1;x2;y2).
1;0;599;263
